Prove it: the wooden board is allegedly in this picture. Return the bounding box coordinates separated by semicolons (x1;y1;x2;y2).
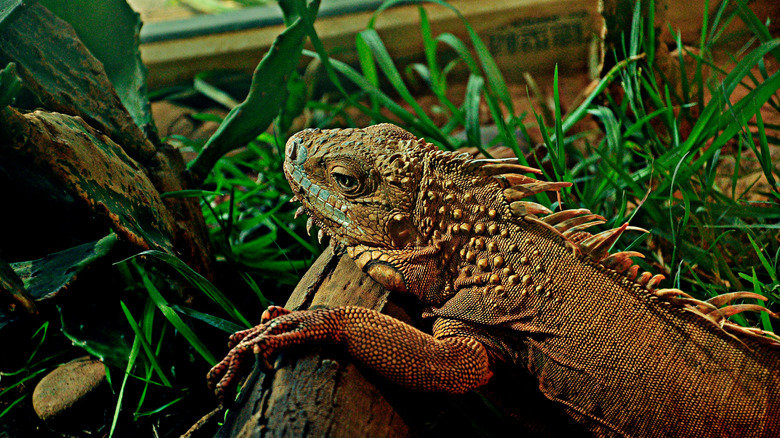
139;0;602;89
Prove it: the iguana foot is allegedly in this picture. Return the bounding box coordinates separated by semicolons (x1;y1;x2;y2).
224;305;293;349
207;308;344;402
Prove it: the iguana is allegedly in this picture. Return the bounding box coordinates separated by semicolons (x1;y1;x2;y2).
208;123;780;437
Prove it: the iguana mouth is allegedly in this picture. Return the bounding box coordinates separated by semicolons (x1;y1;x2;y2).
284;134;349;246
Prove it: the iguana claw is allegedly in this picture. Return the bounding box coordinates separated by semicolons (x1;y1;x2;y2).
207;307;344;402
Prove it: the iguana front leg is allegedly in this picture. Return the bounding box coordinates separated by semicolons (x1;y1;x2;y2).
207;306;493;401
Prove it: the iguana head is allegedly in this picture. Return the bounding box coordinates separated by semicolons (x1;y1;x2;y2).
284;124;435;251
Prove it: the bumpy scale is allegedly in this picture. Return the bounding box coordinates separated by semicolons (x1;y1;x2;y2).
208;124;780;438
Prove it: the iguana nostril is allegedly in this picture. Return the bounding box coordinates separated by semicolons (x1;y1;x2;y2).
285;138;297;161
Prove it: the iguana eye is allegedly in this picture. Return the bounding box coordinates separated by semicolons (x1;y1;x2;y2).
330;166;360;193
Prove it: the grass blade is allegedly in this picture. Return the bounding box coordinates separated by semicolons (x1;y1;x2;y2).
133;260;217;366
120;300;172;387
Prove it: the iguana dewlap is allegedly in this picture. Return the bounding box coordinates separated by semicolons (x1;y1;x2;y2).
208;124;780;438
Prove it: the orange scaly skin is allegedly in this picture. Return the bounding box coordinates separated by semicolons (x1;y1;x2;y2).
208;124;780;437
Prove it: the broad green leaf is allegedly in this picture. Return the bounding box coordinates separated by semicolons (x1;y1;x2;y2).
41;0;156;140
188;5;311;184
0;3;156;162
11;234;117;301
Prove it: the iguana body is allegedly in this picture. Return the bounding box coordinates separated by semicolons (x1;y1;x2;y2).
208;124;780;437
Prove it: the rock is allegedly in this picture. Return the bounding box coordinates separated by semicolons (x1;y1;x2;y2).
32;356;107;425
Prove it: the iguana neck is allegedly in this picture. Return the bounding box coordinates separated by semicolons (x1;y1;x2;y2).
349;151;514;305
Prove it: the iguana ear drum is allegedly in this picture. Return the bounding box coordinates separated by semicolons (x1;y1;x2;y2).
386;214;424;248
365;261;408;293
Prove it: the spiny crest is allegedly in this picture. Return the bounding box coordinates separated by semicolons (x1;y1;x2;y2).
465;156;780;348
655;289;780;348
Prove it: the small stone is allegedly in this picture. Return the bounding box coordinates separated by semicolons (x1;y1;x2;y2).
452;209;463;220
33;356;107;425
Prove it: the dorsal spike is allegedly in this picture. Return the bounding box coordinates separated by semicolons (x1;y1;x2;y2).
565;231;593;244
510;201;552;217
504;182;572;202
654;288;694;299
601;251;644;273
541;209;593;226
502;174;542;186
522;215;569;240
562;221;607;237
706;292;768;308
723;324;780;348
555;215;606;233
667;296;714;313
637;271;653;286
470;157;519;164
477;163;543;176
626;264;640;280
646;274;665;290
707;304;779;320
578;223;629;262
